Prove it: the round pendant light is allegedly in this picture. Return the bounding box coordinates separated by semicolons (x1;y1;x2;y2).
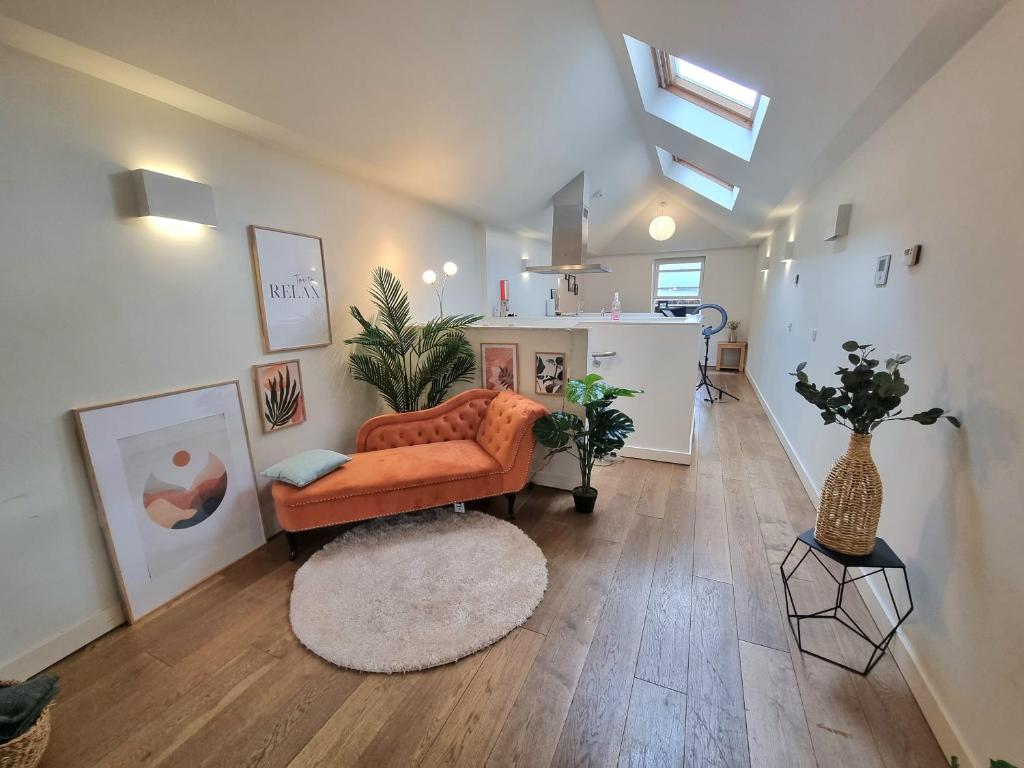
649;202;676;241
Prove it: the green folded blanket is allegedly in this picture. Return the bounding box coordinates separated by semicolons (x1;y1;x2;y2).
0;676;59;744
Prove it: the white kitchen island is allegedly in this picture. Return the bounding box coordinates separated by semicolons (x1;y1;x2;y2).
462;314;702;488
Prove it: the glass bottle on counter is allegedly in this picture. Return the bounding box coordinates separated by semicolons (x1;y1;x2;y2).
611;292;622;320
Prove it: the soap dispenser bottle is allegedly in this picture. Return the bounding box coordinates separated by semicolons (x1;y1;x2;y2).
611;292;621;321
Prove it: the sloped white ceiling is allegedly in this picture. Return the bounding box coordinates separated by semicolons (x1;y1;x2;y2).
601;185;743;256
0;0;1009;251
0;0;654;248
592;0;1009;242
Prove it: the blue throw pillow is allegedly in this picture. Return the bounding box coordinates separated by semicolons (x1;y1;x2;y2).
261;449;350;487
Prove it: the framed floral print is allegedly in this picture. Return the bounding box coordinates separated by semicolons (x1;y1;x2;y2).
481;343;518;392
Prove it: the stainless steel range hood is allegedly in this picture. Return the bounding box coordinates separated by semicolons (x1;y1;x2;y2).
525;172;610;274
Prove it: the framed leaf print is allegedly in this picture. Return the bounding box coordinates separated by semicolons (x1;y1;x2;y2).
535;351;566;394
481;343;518;392
253;359;306;433
248;225;332;353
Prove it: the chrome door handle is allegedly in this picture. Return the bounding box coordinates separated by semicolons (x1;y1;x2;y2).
591;351;617;358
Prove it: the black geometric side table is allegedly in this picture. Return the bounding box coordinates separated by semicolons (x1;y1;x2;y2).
780;528;913;676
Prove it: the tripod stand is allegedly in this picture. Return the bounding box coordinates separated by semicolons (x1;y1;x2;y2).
696;332;738;402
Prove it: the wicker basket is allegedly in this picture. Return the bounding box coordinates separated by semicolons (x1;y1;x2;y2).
0;681;52;768
814;432;883;556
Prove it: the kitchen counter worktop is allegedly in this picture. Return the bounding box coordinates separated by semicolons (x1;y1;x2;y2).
474;314;701;329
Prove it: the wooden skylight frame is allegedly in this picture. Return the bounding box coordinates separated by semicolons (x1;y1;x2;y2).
670;155;736;193
652;48;758;128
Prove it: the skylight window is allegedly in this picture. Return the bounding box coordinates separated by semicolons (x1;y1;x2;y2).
656;148;740;210
671;156;736;195
653;48;759;127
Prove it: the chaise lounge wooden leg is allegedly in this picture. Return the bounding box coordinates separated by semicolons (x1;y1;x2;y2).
285;531;299;561
504;492;517;520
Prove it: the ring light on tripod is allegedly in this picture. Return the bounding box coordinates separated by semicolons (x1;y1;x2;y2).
692;302;728;337
691;303;739;403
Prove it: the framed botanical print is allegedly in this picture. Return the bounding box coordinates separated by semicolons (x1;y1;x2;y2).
248;225;332;353
481;343;518;392
74;381;265;622
535;351;566;394
253;359;306;433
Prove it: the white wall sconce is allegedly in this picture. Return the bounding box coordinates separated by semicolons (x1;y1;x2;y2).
132;169;216;227
783;240;795;262
824;203;851;241
422;261;458;315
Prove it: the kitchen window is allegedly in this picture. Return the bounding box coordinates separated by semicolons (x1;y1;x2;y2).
653;256;704;302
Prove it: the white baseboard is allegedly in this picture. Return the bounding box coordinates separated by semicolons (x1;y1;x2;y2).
618;445;692;465
0;604;124;680
744;370;972;767
531;469;579;491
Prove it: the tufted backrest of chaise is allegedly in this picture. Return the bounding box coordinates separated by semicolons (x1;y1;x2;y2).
474;391;549;471
356;389;498;452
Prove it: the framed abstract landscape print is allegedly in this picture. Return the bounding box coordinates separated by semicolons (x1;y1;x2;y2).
481;343;518;392
252;359;306;433
74;381;265;622
248;225;332;353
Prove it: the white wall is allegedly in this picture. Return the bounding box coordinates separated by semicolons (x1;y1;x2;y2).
746;2;1024;762
583;247;756;364
483;227;557;317
0;46;485;677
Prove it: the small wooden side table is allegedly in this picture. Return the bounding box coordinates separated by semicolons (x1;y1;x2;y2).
716;341;747;372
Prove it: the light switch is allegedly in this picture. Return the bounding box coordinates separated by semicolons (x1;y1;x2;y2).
812;329;818;341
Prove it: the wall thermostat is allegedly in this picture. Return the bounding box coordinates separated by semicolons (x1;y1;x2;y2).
904;244;922;266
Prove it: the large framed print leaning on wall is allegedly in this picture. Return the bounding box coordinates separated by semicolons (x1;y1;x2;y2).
74;381;265;622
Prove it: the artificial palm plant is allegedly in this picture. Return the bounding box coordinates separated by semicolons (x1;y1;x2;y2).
345;267;482;412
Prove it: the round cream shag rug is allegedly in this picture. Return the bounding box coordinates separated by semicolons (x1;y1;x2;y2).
289;508;548;673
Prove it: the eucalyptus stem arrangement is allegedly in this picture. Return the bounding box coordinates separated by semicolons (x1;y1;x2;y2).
790;340;959;555
790;341;960;433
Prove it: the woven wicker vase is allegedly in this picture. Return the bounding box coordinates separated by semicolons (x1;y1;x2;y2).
814;433;883;556
0;681;52;768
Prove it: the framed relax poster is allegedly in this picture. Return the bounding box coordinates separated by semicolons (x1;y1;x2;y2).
74;381;265;622
248;225;332;353
252;359;307;433
481;343;518;392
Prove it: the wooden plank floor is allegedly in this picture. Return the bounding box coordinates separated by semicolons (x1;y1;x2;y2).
41;373;947;767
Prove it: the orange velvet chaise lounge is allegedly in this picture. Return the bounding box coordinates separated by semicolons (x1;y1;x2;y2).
272;389;549;559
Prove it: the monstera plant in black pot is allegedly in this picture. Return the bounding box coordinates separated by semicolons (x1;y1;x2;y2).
533;373;642;514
